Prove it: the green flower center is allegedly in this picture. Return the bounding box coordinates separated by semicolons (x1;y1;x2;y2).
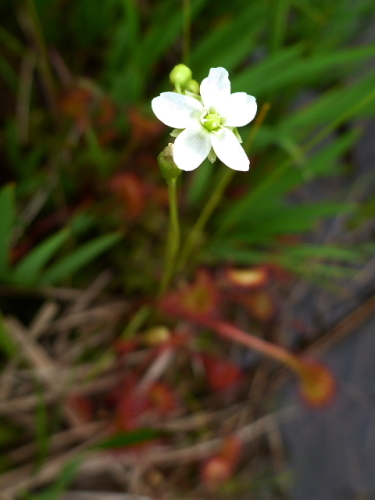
202;112;223;132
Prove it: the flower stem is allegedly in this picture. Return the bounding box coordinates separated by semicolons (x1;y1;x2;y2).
158;179;180;297
177;103;270;271
178;167;235;271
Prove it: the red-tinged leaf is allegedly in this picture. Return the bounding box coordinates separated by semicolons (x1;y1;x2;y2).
110;173;147;219
239;289;277;323
201;436;242;489
200;353;243;392
59;86;92;129
296;358;336;408
96;96;116;127
128;107;164;142
113;378;178;433
67;394;93;423
149;382;178;415
161;269;221;318
113;338;140;355
224;266;269;289
115;378;150;431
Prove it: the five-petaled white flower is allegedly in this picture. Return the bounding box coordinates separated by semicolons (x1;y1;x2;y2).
151;67;257;172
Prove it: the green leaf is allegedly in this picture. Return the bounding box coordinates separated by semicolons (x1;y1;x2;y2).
282;243;364;262
280;67;375;136
239;45;375;98
0;311;17;358
93;427;161;450
231;45;304;94
207;243;361;281
216;130;358;234
0;184;15;280
191;3;265;78
225;202;354;237
40;232;122;285
11;228;70;286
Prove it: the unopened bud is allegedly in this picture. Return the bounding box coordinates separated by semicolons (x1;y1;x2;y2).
142;326;171;346
169;64;192;87
157;144;182;183
185;79;199;94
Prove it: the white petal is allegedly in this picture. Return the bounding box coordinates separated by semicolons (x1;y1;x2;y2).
200;68;231;112
210;127;249;171
151;92;203;128
221;93;257;127
173;126;211;171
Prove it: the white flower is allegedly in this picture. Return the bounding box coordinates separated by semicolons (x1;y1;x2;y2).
151;67;257;172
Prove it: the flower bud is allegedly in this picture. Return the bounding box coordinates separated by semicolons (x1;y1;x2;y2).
185;79;199;94
141;326;171;346
169;64;192;87
157;144;182;183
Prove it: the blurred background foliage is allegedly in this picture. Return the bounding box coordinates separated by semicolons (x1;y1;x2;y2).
1;0;375;497
1;0;375;292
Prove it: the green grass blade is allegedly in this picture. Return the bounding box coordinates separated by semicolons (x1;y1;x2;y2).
191;3;265;78
0;184;15;280
231;45;304;94
254;45;375;97
0;311;17;358
40;232;122;285
216;130;358;233
270;0;290;54
11;228;71;286
93;428;162;450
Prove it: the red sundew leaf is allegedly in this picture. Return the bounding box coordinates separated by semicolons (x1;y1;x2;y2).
200;353;243;392
96;96;116;127
201;455;232;489
161;269;221;319
201;435;242;489
264;263;294;283
59;86;92;129
98;128;118;147
297;358;337;408
128;107;164;142
239;289;277;323
165;331;193;349
113;338;140;356
113;378;178;433
223;266;269;290
115;379;151;431
148;382;178;415
150;185;169;207
110;173;147;219
220;435;242;462
67;394;93;423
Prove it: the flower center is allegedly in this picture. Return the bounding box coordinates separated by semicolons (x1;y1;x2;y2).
202;112;223;132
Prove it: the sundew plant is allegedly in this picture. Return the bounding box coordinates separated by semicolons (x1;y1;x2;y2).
1;0;375;497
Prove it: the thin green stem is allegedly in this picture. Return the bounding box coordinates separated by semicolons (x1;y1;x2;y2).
178;167;234;271
178;103;271;271
182;0;191;65
158;180;180;297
